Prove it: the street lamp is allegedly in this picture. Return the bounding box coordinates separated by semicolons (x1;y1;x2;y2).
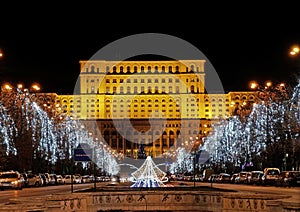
289;45;300;56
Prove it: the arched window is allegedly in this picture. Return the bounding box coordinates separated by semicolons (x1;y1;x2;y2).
190;65;194;72
191;85;195;93
91;66;95;73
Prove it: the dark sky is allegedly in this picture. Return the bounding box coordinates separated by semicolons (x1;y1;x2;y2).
1;4;300;94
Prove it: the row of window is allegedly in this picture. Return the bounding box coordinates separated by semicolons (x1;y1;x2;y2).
101;123;211;129
79;113;226;119
103;77;200;83
57;96;236;104
102;85;201;94
85;64;202;74
57;97;249;104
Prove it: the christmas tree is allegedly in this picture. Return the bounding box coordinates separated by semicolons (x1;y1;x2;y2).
130;156;168;188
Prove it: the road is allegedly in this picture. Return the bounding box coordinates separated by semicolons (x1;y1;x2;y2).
191;181;300;203
1;181;299;206
0;183;96;204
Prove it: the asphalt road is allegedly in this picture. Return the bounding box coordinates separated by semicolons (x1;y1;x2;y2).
185;181;300;204
0;182;95;204
0;181;299;206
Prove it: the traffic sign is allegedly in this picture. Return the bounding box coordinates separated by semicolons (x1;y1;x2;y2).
73;147;93;162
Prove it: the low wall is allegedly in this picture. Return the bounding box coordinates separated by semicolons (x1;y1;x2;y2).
0;189;299;212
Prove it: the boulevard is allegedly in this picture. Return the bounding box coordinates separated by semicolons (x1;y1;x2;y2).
0;180;299;206
0;182;94;204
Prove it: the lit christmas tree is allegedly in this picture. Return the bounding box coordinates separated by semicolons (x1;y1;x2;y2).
130;156;168;188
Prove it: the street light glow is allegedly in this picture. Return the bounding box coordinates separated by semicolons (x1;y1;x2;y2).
31;83;41;91
289;45;300;56
250;82;258;89
293;47;300;53
2;83;12;90
265;81;272;88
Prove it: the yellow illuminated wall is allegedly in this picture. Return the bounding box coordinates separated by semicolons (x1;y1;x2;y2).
36;59;258;158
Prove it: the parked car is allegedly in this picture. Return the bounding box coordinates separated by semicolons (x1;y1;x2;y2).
292;171;300;187
74;174;82;184
235;172;249;184
230;173;239;184
82;175;92;183
183;175;192;181
202;169;214;182
217;173;231;183
276;171;300;187
56;175;64;184
27;173;43;187
21;173;29;187
246;171;264;185
63;175;73;184
44;173;51;185
48;174;57;185
208;174;219;183
261;168;280;185
39;173;48;186
0;171;25;190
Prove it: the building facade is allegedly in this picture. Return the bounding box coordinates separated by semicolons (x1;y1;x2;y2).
36;59;257;158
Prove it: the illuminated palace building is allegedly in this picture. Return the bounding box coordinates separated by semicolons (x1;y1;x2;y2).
37;59;257;158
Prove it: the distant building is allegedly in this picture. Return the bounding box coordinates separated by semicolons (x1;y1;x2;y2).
35;59;257;158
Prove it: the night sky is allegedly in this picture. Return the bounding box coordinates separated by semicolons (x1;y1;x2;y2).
1;4;300;94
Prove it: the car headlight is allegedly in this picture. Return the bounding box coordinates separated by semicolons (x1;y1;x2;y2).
12;180;19;185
